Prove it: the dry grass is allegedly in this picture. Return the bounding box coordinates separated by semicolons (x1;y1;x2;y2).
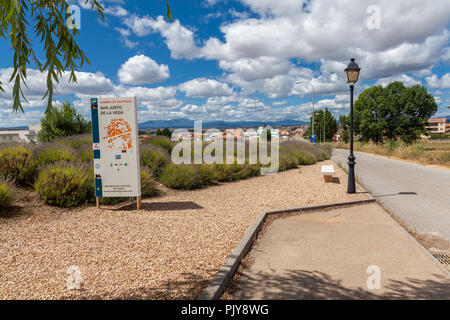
331;140;450;168
0;161;367;300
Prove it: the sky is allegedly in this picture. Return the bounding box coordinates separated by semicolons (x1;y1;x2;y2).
0;0;449;127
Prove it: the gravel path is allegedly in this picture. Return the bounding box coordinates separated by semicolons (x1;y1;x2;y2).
0;161;367;299
332;149;450;242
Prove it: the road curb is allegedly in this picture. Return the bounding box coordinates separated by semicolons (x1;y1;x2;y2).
198;196;375;300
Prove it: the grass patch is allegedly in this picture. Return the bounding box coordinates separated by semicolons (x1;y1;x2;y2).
332;140;450;168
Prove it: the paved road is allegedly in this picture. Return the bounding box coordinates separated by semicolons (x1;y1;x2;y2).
332;149;450;241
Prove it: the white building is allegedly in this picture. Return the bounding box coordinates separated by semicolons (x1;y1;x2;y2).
0;124;41;143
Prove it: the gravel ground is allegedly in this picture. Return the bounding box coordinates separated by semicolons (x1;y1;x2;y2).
0;161;368;299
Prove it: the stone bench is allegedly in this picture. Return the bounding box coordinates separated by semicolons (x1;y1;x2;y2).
321;165;335;183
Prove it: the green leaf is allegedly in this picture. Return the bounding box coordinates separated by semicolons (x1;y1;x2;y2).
166;1;173;22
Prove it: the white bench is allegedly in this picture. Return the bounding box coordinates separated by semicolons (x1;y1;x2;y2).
321;165;335;182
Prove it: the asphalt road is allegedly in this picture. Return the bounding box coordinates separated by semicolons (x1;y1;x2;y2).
332;149;450;242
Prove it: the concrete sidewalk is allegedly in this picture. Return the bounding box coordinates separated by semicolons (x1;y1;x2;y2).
233;203;450;299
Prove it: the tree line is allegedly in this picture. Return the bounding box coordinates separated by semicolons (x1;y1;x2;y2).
304;81;437;145
339;81;437;144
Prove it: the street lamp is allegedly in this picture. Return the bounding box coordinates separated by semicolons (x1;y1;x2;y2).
296;81;315;142
344;58;361;194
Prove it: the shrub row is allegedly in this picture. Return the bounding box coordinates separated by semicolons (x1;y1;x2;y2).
35;162;160;208
140;144;170;177
277;140;331;172
159;164;213;190
0;180;14;209
145;136;174;152
2;137;331;207
213;163;260;182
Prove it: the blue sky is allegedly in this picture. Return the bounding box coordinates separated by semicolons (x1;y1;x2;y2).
0;0;449;126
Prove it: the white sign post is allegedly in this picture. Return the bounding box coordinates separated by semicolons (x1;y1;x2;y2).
90;97;141;210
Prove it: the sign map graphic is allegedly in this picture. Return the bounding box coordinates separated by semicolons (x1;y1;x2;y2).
103;118;133;150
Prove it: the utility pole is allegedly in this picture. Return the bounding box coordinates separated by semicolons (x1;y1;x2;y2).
296;81;315;142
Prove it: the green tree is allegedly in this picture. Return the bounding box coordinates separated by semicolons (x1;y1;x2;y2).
338;114;350;143
0;1;173;114
161;128;171;138
38;101;91;142
354;81;437;144
304;108;338;142
156;128;162;136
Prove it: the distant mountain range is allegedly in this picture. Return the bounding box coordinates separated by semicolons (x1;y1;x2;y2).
3;115;449;130
138;118;308;129
0;126;28;130
0;119;306;131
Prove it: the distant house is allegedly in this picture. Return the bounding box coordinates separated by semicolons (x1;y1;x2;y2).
0;124;41;143
280;130;290;137
426;118;447;135
293;126;306;136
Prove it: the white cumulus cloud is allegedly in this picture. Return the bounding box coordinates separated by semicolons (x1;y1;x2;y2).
178;78;233;98
118;55;170;85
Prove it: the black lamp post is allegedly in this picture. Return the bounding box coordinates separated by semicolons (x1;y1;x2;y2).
344;58;361;194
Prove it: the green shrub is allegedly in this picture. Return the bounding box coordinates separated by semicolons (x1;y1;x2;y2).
35;163;88;207
213;164;234;182
85;166;159;204
195;164;215;185
82;167;125;205
278;154;298;172
140;145;170;177
213;163;260;181
0;145;37;186
278;140;330;168
0;180;14;209
160;164;210;190
56;134;92;149
291;151;316;165
147;136;174;152
141;167;159;197
34;143;76;166
84;167;96;203
99;197;126;205
78;149;93;162
240;164;260;179
77;144;93;162
38;102;91;142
